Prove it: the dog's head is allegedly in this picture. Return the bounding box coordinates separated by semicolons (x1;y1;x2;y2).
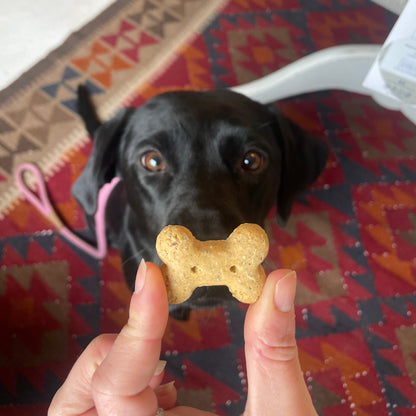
73;89;328;315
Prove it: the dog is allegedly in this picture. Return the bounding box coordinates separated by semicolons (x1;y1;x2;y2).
74;85;328;319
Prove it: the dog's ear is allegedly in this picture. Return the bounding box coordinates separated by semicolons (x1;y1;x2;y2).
271;109;329;226
73;108;133;216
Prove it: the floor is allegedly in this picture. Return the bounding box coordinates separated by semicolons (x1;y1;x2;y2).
0;0;115;91
0;0;405;92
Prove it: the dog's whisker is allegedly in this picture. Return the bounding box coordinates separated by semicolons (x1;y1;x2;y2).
121;249;145;268
254;120;274;130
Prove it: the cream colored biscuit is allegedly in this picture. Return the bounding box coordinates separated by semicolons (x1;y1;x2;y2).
156;223;269;304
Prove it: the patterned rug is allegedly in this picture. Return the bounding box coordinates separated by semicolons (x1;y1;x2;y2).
1;1;416;415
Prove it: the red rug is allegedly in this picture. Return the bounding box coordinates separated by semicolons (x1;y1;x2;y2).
1;1;416;415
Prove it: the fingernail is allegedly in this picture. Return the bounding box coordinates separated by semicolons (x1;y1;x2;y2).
135;259;147;293
154;360;167;376
274;271;297;312
155;381;175;395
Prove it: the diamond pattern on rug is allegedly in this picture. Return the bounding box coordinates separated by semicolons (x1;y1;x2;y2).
1;1;416;415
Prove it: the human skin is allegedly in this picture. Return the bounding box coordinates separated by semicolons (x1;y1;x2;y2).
49;261;317;416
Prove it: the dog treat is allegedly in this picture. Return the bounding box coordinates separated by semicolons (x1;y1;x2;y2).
156;223;269;304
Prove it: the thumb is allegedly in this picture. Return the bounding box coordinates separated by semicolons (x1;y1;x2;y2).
243;270;317;416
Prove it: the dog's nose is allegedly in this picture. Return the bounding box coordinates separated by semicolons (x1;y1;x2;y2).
174;219;234;242
168;207;244;242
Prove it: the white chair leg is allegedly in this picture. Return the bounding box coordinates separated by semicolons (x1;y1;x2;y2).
231;43;416;124
231;44;381;103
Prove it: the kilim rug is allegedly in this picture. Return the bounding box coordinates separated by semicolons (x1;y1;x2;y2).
1;1;416;415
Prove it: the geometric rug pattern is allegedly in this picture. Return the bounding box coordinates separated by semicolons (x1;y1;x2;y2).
1;1;416;415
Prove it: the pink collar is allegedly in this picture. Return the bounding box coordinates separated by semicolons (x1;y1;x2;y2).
15;163;120;259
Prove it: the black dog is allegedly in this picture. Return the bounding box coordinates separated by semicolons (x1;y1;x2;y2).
74;86;328;319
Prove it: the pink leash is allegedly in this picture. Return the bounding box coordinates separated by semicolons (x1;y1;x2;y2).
15;163;120;259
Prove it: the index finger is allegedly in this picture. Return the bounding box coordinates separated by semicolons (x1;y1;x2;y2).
92;261;169;415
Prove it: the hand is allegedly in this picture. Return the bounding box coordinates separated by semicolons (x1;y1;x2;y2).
49;261;317;416
243;268;317;415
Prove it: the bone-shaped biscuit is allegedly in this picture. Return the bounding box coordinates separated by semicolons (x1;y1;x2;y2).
156;223;269;304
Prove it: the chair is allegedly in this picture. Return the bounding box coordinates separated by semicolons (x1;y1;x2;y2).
232;1;416;124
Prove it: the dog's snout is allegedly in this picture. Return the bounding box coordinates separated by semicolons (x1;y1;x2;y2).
162;203;248;310
166;205;244;241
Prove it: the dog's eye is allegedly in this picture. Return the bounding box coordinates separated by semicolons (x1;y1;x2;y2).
141;151;166;172
241;151;264;172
